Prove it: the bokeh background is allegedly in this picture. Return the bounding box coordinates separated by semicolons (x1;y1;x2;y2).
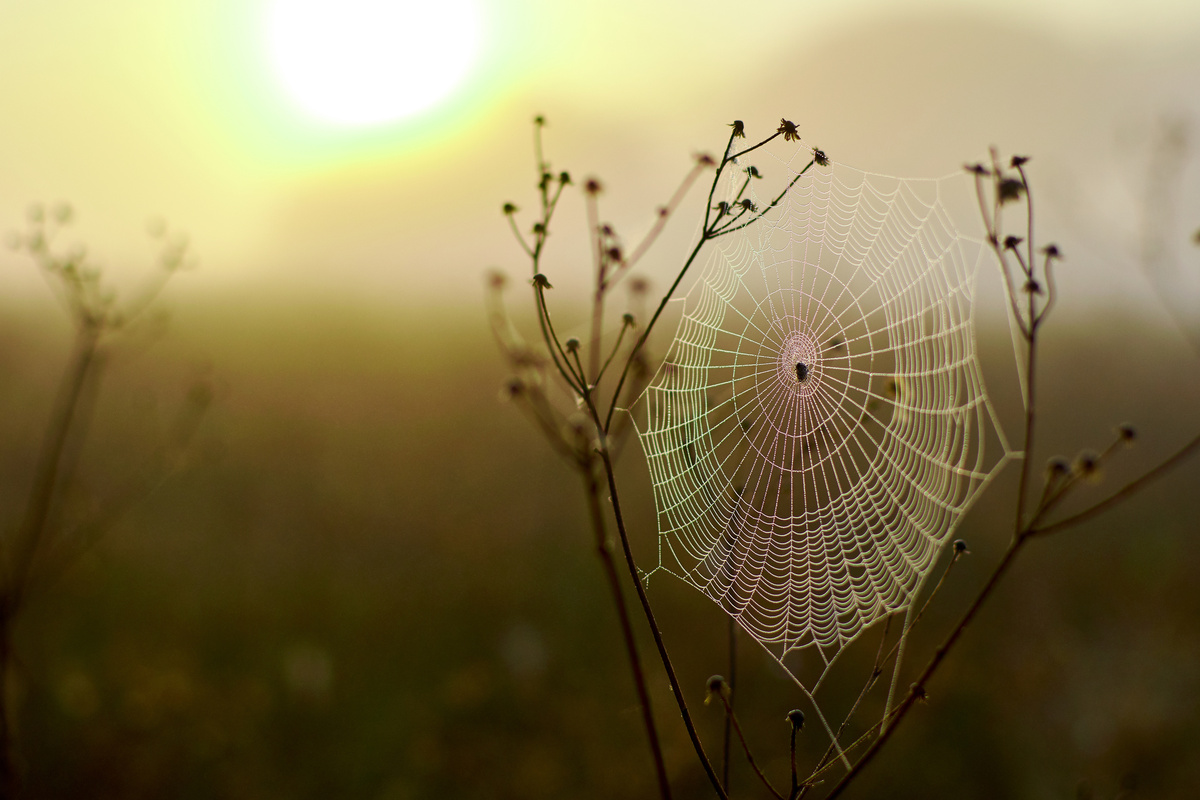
2;1;1200;797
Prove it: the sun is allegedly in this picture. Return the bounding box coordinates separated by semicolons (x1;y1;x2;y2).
265;0;483;127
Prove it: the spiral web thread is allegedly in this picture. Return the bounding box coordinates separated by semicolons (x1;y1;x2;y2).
632;154;1015;722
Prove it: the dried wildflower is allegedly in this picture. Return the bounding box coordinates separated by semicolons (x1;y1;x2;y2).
746;165;762;179
1046;457;1070;479
532;222;545;235
565;337;580;353
1024;279;1042;295
502;202;518;215
787;709;805;730
487;270;507;290
1004;235;1023;250
1073;451;1100;480
777;118;800;142
559;171;571;185
911;684;928;703
696;152;716;167
533;114;545;126
532;273;552;289
584;178;603;195
813;148;829;167
622;312;635;326
964;163;990;176
1042;244;1061;259
606;246;623;262
705;675;730;705
657;205;669;217
729;120;745;138
629;277;649;295
998;177;1025;204
501;377;525;400
712;200;729;217
1010;155;1030;167
1117;424;1137;444
739;199;756;213
954;539;970;555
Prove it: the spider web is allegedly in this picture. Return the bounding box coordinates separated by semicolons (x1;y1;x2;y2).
631;151;1015;729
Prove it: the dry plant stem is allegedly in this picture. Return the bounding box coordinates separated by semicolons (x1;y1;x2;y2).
1030;431;1200;537
596;445;729;800
722;619;736;793
715;694;782;799
1;323;102;799
582;468;673;800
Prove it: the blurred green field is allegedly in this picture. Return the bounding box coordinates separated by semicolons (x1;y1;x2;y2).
1;295;1199;799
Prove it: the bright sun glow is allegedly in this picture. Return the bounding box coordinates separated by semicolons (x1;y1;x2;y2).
266;0;482;127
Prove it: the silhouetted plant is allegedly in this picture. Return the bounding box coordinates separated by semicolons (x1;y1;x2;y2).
1;205;207;798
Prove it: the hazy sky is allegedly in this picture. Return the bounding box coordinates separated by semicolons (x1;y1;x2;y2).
1;0;1198;306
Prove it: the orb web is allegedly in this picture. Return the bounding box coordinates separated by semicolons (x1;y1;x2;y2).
633;155;1013;697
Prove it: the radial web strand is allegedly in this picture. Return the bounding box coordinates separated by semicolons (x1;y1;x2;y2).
632;153;1014;709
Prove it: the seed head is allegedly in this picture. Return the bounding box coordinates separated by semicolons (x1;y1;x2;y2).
777;118;800;142
532;273;552;290
1117;424;1137;445
954;539;970;555
565;337;580;353
584;178;603;195
502;202;518;215
622;312;635;327
787;709;805;730
705;675;730;704
746;165;762;179
559;171;572;185
1010;155;1030;167
739;199;757;213
813;148;829;167
1004;235;1024;250
998;177;1025;204
729;120;745;138
1042;244;1061;259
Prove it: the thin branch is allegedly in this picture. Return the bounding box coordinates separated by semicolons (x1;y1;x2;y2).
581;468;673;800
715;694;783;800
728;131;782;162
713;162;813;238
1031;431;1200;537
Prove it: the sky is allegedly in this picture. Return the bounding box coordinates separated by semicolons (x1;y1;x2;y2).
1;0;1198;309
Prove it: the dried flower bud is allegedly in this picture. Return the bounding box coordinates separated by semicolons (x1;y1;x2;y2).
629;277;649;295
712;201;729;216
696;152;716;167
705;675;730;705
998;177;1025;204
787;709;805;730
501;377;525;401
911;684;928;702
739;199;757;213
1117;424;1137;444
964;163;990;176
1004;235;1024;250
600;224;614;237
534;114;546;126
565;337;580;353
532;273;552;289
777;118;800;142
487;270;507;290
953;539;970;554
584;178;603;195
1046;457;1070;478
1042;244;1061;259
622;312;635;326
746;165;762;179
559;171;572;185
657;205;669;217
813;148;829;167
729;120;745;138
503;202;519;216
1073;451;1100;481
606;246;622;262
532;222;545;235
1024;279;1043;294
1010;155;1030;167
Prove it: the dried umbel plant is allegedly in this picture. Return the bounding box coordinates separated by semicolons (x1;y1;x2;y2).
490;124;1200;799
1;205;208;796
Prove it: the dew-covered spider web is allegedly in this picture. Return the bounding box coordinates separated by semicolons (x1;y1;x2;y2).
631;152;1015;736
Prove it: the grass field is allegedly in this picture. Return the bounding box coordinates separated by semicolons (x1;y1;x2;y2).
1;294;1198;799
